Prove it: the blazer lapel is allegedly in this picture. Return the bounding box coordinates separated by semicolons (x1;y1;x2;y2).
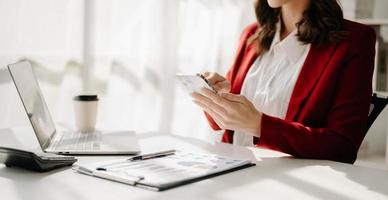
285;42;339;121
231;44;259;94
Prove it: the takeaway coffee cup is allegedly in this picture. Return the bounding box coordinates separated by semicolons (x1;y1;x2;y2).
73;95;99;133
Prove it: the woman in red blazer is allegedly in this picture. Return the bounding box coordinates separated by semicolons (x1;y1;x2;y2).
191;0;376;163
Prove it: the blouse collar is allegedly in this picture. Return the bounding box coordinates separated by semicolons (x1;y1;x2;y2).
270;22;309;64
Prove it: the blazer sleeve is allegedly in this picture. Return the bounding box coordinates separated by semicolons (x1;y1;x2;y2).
258;27;376;163
204;24;257;131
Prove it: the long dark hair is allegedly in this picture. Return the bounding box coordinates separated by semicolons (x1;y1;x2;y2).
254;0;345;52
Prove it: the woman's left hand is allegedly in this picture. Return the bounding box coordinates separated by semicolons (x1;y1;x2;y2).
191;88;262;136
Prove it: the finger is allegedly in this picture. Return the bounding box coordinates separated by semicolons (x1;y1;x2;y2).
202;72;225;86
191;91;228;116
213;81;230;93
202;71;210;77
193;99;223;121
220;93;247;103
200;88;230;107
193;99;226;128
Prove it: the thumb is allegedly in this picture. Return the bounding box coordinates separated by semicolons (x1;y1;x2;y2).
220;93;246;103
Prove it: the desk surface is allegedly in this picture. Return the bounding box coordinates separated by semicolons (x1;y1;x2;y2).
1;128;388;200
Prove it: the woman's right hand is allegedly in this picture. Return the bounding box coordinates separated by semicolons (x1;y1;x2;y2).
202;72;231;94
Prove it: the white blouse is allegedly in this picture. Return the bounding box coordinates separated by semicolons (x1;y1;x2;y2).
233;24;311;146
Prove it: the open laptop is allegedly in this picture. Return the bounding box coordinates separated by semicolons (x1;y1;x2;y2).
7;61;140;155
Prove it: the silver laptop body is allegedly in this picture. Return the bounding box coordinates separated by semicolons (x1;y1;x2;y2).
8;61;140;155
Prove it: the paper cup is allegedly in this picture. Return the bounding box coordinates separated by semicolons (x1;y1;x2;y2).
73;95;98;133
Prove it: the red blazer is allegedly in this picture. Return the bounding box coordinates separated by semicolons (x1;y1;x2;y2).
205;20;376;163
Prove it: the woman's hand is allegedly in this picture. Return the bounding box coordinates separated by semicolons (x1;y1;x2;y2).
191;88;262;136
202;72;231;93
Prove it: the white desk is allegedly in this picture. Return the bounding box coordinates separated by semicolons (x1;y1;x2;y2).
1;128;388;200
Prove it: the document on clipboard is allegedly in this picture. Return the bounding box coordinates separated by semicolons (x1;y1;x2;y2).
73;150;255;191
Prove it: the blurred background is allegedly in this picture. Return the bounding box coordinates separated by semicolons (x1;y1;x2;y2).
0;0;387;169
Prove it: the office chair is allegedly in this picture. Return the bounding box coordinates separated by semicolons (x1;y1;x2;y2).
366;93;388;132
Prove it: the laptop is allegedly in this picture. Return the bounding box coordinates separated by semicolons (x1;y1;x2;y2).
7;61;140;155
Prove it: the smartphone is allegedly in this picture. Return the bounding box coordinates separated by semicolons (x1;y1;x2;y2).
176;73;216;94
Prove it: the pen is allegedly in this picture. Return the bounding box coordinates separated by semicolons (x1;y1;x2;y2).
95;150;176;170
128;149;176;161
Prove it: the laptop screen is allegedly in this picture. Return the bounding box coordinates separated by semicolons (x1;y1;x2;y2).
8;61;56;149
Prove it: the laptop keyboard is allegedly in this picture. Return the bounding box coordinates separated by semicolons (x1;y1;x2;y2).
51;131;101;151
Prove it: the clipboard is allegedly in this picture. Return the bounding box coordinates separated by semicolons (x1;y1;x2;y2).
73;151;255;191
